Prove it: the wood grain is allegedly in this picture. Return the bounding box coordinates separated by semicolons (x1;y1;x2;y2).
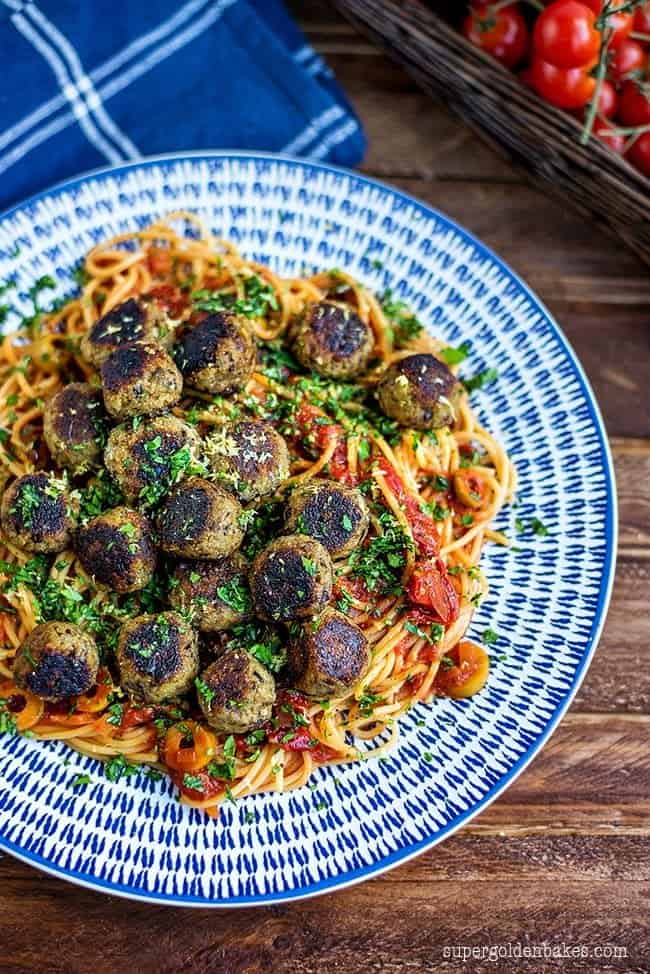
0;3;647;972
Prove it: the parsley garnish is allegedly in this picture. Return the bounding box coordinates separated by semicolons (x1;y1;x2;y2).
192;273;278;319
483;628;499;645
71;774;92;788
379;289;423;346
464;368;498;393
195;676;216;705
216;575;252;614
104;755;140;782
439;341;471;365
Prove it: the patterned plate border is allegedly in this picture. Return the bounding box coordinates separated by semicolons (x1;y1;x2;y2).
0;152;617;906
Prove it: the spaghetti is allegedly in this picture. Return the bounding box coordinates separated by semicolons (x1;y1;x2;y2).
0;214;515;816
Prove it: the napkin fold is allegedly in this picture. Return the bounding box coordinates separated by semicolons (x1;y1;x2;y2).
0;0;366;211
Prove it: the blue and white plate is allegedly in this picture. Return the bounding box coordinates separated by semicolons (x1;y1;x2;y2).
0;153;616;906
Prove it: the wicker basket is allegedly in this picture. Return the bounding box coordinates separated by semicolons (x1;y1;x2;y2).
331;0;650;267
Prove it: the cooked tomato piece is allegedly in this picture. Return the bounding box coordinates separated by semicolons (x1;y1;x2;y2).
407;558;460;625
377;457;440;557
433;640;490;699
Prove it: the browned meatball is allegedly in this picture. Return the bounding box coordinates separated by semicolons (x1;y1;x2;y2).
80;297;176;368
285;481;369;559
196;649;276;733
157;477;244;559
103;415;202;506
116;611;199;704
169;553;252;632
42;382;107;476
174;311;255;394
13;621;99;701
100;340;183;419
250;534;333;623
1;473;78;553
205;420;290;502
376;353;462;430
290;301;374;378
74;506;156;593
287;607;370;699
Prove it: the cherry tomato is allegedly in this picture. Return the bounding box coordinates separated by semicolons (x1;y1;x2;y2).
433;641;490;699
146;246;174;276
462;3;529;69
0;679;44;731
634;2;650;33
580;0;601;11
406;558;460;625
626;131;650;176
619;80;650;126
605;8;634;48
163;721;216;773
531;56;597;109
533;1;600;69
592;117;625;152
609;39;645;82
172;769;224;803
145;283;188;319
594;79;618;118
377;457;440;557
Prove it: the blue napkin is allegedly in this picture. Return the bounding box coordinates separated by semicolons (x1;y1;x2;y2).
0;0;366;212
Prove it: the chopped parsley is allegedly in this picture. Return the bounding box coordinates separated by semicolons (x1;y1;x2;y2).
439;341;471;365
216;575;252;614
192;273;278;319
226;620;286;673
347;509;411;595
207;735;237;781
483;628;499;645
464;367;498;393
379;289;423;346
104;755;140;782
195;676;216;705
182;773;204;791
531;518;549;537
358;689;383;717
71;773;92;788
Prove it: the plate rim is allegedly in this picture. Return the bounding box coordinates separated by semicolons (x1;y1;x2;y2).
0;150;618;907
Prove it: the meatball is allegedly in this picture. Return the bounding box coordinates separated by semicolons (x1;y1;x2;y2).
290;301;374;378
196;649;276;734
285;481;369;559
1;473;78;553
250;534;333;623
157;476;244;559
116;611;199;704
174;311;255;394
100;340;183;419
376;353;462;430
169;553;251;632
74;506;156;593
287;607;370;698
42;382;107;476
80;297;175;368
205;420;290;502
104;414;202;506
13;621;99;701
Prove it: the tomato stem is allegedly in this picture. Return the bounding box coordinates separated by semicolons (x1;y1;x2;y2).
581;28;613;146
596;0;647;29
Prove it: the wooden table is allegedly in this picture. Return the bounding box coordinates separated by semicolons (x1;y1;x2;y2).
2;3;649;971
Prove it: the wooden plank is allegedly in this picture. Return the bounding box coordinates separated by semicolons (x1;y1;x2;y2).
0;848;647;974
572;561;649;714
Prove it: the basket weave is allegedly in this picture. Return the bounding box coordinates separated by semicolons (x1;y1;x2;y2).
331;0;650;267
